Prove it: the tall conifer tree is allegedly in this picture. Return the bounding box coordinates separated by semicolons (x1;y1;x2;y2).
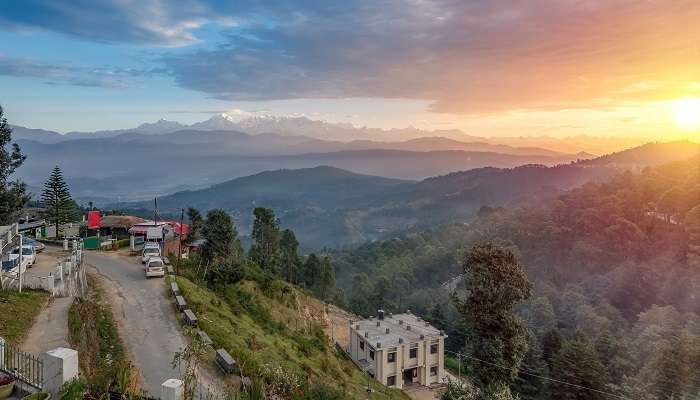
41;166;74;238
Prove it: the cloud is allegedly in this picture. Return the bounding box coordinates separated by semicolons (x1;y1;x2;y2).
0;55;155;88
0;0;235;47
2;0;699;114
161;0;700;114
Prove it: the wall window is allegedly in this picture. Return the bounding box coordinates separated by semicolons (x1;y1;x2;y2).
387;376;396;386
430;366;438;376
359;338;365;351
430;343;438;354
369;350;375;360
388;352;396;363
409;348;418;359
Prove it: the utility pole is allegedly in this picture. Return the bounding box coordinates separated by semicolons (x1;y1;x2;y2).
177;208;183;276
457;351;462;381
18;233;23;293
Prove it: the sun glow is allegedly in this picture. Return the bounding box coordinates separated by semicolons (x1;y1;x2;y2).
671;97;700;133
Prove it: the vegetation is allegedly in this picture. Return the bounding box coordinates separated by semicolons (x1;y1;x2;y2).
186;207;203;244
67;276;139;396
0;289;48;344
334;156;700;400
171;274;408;399
41;166;76;239
453;244;532;399
202;208;244;262
0;105;29;225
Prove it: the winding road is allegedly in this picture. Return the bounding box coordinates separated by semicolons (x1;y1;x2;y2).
84;251;186;396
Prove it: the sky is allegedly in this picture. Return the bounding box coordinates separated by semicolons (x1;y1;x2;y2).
0;0;698;140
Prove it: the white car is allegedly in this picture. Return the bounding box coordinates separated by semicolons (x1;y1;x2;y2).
9;245;36;268
145;257;166;278
141;245;161;264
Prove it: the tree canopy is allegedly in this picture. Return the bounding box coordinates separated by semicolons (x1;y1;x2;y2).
41;166;75;238
0;105;29;224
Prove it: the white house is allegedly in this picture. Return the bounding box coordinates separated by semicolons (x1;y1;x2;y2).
348;310;446;389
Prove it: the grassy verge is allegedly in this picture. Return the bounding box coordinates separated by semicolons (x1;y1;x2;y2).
172;276;410;400
67;275;140;395
0;289;49;344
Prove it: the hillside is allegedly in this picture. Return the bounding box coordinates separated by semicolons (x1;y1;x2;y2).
332;155;700;399
116;141;698;249
583;140;699;166
14;134;583;203
171;275;409;399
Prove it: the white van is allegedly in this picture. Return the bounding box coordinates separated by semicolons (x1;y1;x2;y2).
145;257;165;278
141;245;161;264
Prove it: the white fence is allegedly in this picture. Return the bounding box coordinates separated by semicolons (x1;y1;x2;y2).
0;243;87;298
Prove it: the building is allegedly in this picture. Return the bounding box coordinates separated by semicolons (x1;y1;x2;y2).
98;215;146;238
348;310;446;389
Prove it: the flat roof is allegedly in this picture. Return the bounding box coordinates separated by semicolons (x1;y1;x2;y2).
351;313;444;349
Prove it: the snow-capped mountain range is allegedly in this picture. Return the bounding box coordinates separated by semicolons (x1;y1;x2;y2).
11;113;466;143
9;112;650;155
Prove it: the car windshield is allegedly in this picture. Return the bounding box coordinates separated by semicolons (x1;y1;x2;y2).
22;248;32;255
145;248;159;254
148;261;164;267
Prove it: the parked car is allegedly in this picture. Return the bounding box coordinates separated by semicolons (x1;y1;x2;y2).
141;245;161;264
145;257;165;278
23;238;45;253
9;245;36;268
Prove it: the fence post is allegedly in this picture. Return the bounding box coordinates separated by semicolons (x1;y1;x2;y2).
161;379;184;400
42;348;79;398
0;337;5;371
59;264;63;282
48;274;55;297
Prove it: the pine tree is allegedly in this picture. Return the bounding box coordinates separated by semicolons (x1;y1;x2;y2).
317;256;336;300
279;229;300;283
41;166;75;238
452;243;533;399
541;328;562;370
651;332;700;399
249;207;281;275
201;209;242;261
301;253;321;289
429;303;447;331
186;207;204;243
550;333;609;400
0;105;29;225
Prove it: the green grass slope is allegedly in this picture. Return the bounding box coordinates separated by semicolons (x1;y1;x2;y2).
172;276;409;399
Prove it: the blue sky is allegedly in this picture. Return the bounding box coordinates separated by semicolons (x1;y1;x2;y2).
0;0;698;138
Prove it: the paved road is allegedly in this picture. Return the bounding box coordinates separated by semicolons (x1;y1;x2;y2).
84;251;186;396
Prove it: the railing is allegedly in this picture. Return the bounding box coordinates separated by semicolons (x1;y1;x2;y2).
0;339;44;390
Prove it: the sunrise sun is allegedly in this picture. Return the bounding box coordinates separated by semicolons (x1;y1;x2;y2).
672;97;700;132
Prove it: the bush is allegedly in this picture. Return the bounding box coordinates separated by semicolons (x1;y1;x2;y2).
294;383;348;400
116;238;130;249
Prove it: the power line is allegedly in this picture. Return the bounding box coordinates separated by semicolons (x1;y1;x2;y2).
445;349;632;400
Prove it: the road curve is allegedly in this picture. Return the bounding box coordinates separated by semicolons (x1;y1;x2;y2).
84;251;186;396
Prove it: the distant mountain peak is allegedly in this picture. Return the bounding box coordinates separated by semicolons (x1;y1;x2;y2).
134;119;185;134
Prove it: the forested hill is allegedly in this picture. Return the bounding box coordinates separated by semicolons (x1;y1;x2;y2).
333;155;700;399
118;141;698;250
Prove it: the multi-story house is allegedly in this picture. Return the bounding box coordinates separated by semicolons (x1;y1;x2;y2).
348;310;446;389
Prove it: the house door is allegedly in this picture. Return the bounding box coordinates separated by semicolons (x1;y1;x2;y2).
403;367;418;386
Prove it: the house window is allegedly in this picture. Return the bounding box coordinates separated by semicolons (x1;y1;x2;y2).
359;338;365;351
430;343;438;354
369;350;375;360
388;352;396;363
430;366;438;376
409;348;417;358
387;375;396;386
